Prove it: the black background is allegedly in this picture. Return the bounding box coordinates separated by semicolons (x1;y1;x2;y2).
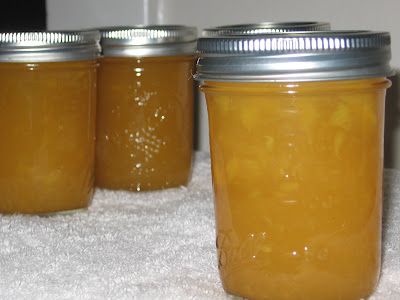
0;0;46;31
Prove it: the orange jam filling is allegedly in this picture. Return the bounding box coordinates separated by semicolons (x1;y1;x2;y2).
95;56;194;191
0;61;97;214
203;78;389;300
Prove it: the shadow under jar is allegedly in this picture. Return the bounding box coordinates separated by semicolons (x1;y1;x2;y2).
196;31;393;300
96;26;197;191
0;31;99;214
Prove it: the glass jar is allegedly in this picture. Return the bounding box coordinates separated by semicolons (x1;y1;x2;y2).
196;31;392;300
0;31;100;214
96;26;197;191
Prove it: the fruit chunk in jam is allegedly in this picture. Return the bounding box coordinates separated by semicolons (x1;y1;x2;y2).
0;61;96;214
203;79;389;300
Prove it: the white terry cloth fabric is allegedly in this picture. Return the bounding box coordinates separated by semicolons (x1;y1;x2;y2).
0;152;399;300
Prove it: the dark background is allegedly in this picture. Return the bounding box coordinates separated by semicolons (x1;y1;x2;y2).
0;0;46;31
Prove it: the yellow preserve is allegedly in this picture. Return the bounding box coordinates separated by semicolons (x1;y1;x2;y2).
197;31;393;299
96;26;197;191
96;56;194;191
203;79;388;300
0;31;99;214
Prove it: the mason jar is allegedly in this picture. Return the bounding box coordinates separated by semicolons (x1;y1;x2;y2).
196;31;392;300
0;31;99;214
96;26;196;191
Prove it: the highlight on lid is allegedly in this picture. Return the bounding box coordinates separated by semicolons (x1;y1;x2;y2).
202;21;330;37
99;25;197;57
0;30;100;62
196;30;392;82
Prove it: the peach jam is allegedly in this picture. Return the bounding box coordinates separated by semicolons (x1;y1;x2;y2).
0;31;100;214
196;31;393;300
96;26;197;191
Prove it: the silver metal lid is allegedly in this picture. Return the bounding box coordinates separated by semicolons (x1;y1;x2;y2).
0;31;100;62
196;31;393;82
100;25;197;57
202;22;330;37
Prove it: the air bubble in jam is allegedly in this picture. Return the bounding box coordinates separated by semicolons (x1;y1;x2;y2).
95;55;194;191
204;79;388;300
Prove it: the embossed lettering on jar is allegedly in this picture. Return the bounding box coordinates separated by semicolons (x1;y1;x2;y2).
0;31;99;214
196;31;393;300
96;26;196;191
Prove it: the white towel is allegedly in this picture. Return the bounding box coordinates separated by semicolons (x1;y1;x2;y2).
0;153;399;299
